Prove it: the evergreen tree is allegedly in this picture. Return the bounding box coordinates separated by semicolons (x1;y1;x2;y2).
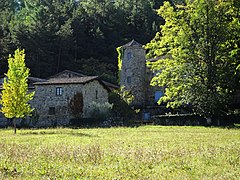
0;49;34;134
0;0;171;80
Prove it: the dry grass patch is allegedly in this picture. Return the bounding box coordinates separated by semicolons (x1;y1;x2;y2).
0;126;239;179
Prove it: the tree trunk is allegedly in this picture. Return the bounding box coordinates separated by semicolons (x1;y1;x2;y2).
13;118;16;134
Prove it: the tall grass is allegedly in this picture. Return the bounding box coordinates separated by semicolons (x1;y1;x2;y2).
0;126;239;179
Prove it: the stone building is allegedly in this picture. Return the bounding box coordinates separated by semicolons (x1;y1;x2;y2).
120;40;240;117
0;71;113;127
32;76;110;127
119;40;164;108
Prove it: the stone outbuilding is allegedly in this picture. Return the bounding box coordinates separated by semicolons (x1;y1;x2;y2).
0;71;113;127
32;76;110;127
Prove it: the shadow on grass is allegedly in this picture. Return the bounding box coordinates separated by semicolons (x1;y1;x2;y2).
212;124;240;129
20;130;97;137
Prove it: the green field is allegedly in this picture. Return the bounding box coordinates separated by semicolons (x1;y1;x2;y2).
0;126;239;179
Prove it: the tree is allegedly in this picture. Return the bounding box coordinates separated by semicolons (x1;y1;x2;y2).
0;0;18;74
0;49;34;134
0;0;173;80
146;0;240;118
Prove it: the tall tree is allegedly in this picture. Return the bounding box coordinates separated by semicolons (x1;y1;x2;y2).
146;0;240;118
0;49;34;134
0;0;19;74
0;0;171;80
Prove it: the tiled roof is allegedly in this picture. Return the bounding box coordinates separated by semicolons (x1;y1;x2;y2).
48;70;87;79
122;40;142;47
0;76;47;90
48;70;118;89
34;76;98;85
28;77;47;82
102;80;119;89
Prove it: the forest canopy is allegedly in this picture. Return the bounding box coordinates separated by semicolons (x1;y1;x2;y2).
0;0;175;82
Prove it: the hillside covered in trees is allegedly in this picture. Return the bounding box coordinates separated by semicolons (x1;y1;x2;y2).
0;0;180;83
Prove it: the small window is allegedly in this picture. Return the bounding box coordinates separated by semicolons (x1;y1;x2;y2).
127;76;131;84
127;52;132;60
96;90;98;99
48;107;55;115
68;74;72;78
154;91;163;104
56;87;63;96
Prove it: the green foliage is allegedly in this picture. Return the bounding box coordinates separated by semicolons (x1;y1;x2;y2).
88;101;113;123
116;46;123;72
0;126;239;178
116;46;124;84
0;49;34;133
0;0;168;79
118;86;134;105
78;58;117;83
146;0;240;117
108;87;136;120
1;49;34;119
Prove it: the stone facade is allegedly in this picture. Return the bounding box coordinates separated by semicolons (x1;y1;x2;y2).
0;74;110;127
32;78;109;127
120;40;164;107
120;40;146;106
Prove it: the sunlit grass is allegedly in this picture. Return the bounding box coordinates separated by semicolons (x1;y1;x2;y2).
0;126;239;179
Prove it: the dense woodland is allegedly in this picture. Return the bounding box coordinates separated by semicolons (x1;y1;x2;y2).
0;0;181;82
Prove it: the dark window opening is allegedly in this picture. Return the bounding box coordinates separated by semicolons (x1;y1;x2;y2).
48;107;55;115
96;90;98;99
127;52;132;60
127;76;131;84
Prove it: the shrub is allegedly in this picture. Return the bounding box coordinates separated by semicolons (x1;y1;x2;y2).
108;91;136;121
89;102;113;124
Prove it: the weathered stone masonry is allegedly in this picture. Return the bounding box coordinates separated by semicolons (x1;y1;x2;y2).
119;40;164;108
0;74;110;127
32;77;109;127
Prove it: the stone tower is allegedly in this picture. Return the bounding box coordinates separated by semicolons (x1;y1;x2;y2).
119;40;146;107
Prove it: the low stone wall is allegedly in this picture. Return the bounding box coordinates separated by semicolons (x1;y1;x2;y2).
152;114;206;126
151;114;240;126
0;117;9;128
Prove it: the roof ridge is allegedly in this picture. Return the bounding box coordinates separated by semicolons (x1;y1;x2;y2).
122;39;142;47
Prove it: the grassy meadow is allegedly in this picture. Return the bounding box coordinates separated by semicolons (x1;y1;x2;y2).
0;126;239;179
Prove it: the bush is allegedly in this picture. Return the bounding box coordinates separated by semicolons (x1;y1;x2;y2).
108;91;136;123
88;102;113;125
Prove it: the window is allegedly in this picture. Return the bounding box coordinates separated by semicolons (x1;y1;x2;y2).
127;52;132;60
154;91;163;104
96;90;98;99
56;87;63;96
48;107;55;115
127;76;131;84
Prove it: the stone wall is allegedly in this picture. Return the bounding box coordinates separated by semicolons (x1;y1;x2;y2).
29;80;108;127
120;46;146;106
